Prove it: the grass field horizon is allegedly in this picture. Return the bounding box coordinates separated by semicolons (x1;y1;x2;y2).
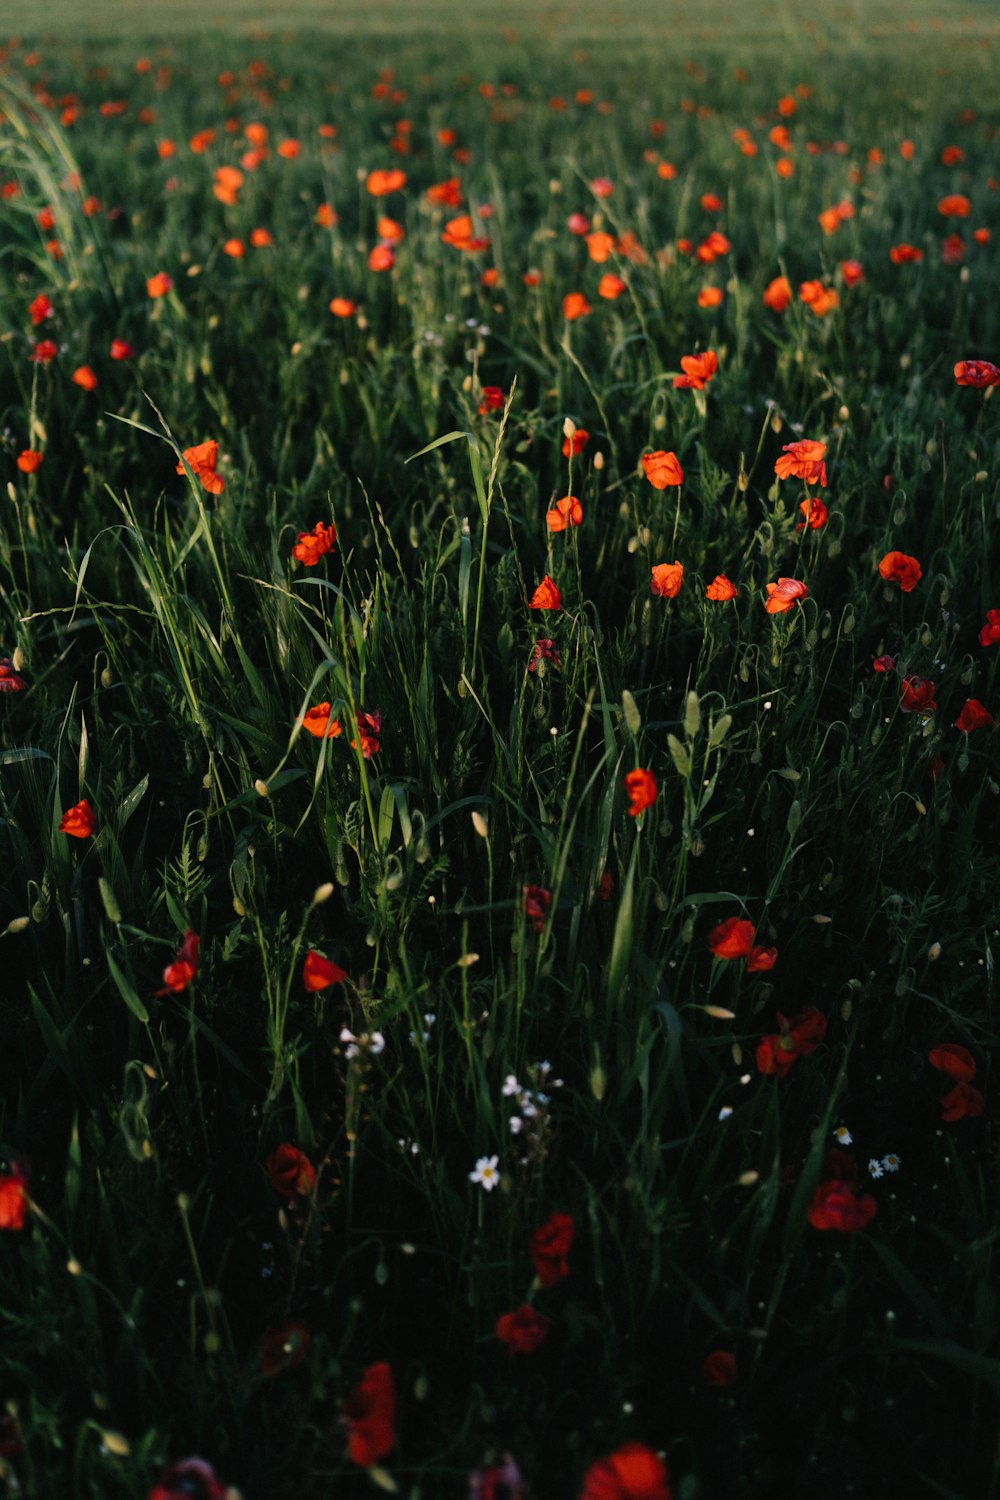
0;2;997;1497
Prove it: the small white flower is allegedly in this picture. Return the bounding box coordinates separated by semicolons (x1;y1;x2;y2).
369;1031;385;1055
832;1125;853;1145
502;1074;520;1096
521;1100;537;1119
469;1155;501;1192
868;1158;884;1179
882;1153;901;1173
509;1117;523;1134
718;1105;734;1121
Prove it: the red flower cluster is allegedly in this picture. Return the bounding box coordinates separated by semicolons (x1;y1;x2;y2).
708;917;777;972
930;1043;985;1120
496;1303;549;1354
157;929;200;995
756;1006;827;1077
292;521;336;566
579;1443;671;1500
807;1177;877;1232
523;885;552;932
531;1211;574;1287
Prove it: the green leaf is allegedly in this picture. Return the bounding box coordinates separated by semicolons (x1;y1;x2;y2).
107;951;150;1024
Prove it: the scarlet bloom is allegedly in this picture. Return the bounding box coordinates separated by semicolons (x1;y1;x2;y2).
292;521;336;566
624;769;657;818
579;1442;671;1500
938;194;970;217
708;917;755;960
979;609;1000;647
899;675;937;714
873;654;895;673
796;497;828;531
563;292;591;320
697;287;723;308
955;360;1000;388
0;1170;28;1232
177;441;224;495
223;239;245;259
955;698;994;733
250;228;274;248
148;1457;227;1500
762;275;792;313
329;297;356;318
799;280;838;316
547;495;583;532
302;702;342;739
673;351;718;390
929;1043;976;1082
523;885;552;933
529;576;562;611
650;562;683;598
585;231;616;263
366;168;406;196
641;451;684;489
764;578;808;613
529;639;560;674
478;385;505;414
30;339;58;364
71;365;98;391
368;244;395;272
774;439;827;487
531;1211;575;1287
705;575;737;601
701;1350;738;1387
344;1362;396;1467
598;273;626;299
109;338;134;360
350;709;382;760
746;945;778;973
879;551;922;592
889;243;923;264
158;930;200;995
59;799;95;839
940;1082;985;1122
16;450;42;474
28;294;52;325
562;428;589;457
303;950;347;992
840;258;865;286
146;271;173;298
266;1143;317;1197
260;1322;311;1377
496;1304;549;1355
0;658;27;694
807;1179;877;1232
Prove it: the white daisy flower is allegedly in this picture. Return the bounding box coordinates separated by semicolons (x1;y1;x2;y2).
469;1155;501;1192
832;1125;853;1145
881;1153;901;1173
868;1158;884;1179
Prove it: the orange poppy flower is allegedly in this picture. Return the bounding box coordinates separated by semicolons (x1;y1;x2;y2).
529;576;561;610
624;769;658;817
71;364;98;391
799;279;839;315
598;273;626;299
656;160;677;180
562;428;589;457
292;521;336;566
764;578;808;613
697;286;723;308
938;194;970;217
840;258;865;286
366;168;406;196
368;244;395;271
16;450;42;474
303;950;347;992
797;497;828;530
580;1442;671;1500
157;929;200;995
329;297;356;318
878;551;922;592
774;439;827;486
562;292;591;320
377;215;404;244
146;271;173;299
546;495;583;532
302;702;342;739
157;139;176;159
189;128;216;154
250;227;273;248
584;231;616;263
705;575;737;601
177;441;224;495
641;451;684;488
954;360;1000;388
426;176;462;206
276;139;300;160
674;350;718;389
889;243;923;264
746;944;778;973
59;799;95;839
650;562;683;598
223;238;244;259
762;275;792;313
28;294;52;325
441;213;473;249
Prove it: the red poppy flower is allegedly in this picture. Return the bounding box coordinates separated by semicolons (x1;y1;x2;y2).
755;1005;828;1077
16;450;42;474
528;638;560;674
496;1304;549;1354
701;1350;738;1386
566;212;591;235
705;575;737;601
954;360;1000;388
563;292;591;320
266;1144;317;1197
531;1211;575;1287
478;385;505;414
30;339;58;364
28;294;52;325
774;439;827;486
546;495;583;532
708;917;755;959
59;799;95;839
762;276;792;313
673;351;718;390
562;428;589;457
109;338;134;360
878;551;922;592
303;951;347;992
585;231;616;263
522;885;552;932
329;297;356;318
148;1456;227;1500
0;1170;28;1231
928;1043;976;1082
71;364;98;391
796;497;828;530
368;244;395;271
746;945;778;973
146;271;173;299
764;578;808;614
938;194;970;217
251;228;274;248
889;243;923;264
872;655;895;673
350;709;382;760
302;702;342;739
978;609;1000;646
579;1442;671;1500
624;769;657;818
529;576;562;611
176;441;224;495
599;273;626;299
955;698;994;733
158;929;200;995
344;1361;396;1467
641;451;684;489
0;658;27;694
799;280;838;316
426;176;462;206
840;258;865;286
899;675;936;714
650;562;683;598
292;521;336;566
260;1322;311;1377
807;1179;877;1232
366;169;406;196
940;1082;985;1122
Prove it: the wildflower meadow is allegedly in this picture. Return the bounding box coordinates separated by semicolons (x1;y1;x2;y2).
1;1;998;1496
